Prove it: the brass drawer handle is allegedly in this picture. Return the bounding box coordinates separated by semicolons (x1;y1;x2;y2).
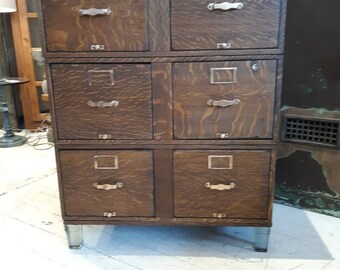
207;99;240;108
87;100;119;108
207;2;244;11
93;182;123;190
78;8;112;16
205;182;236;190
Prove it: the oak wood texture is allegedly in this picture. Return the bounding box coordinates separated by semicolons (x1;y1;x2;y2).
273;60;284;142
174;150;271;218
51;64;152;140
267;149;277;222
152;63;173;140
171;0;281;50
41;0;149;52
64;217;271;227
154;150;174;217
173;61;277;139
149;0;171;51
59;150;154;217
56;144;275;150
45;55;284;64
44;49;285;59
40;0;286;235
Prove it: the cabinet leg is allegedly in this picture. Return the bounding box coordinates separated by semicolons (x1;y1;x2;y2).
64;225;83;249
254;227;270;252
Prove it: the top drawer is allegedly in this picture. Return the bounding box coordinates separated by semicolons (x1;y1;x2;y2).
171;0;281;50
41;0;149;52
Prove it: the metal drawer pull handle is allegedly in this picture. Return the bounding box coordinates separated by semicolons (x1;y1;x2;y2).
205;182;236;190
87;100;119;108
93;182;123;190
207;2;244;11
78;8;112;16
207;99;240;108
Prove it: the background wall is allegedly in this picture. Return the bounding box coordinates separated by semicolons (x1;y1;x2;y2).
0;13;20;129
275;0;340;217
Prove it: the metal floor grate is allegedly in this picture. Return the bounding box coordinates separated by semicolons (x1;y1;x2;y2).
282;115;339;148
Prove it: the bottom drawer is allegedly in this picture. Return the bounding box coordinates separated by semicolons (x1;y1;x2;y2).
174;150;271;219
59;150;154;217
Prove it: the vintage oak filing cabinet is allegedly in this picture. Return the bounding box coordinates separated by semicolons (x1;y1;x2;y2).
40;0;286;251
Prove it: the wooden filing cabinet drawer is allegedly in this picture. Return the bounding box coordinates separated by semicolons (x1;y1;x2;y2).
171;0;281;50
51;64;152;140
174;150;271;219
173;60;277;139
59;150;154;217
41;0;149;52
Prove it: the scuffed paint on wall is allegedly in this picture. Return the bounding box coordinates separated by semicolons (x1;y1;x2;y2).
276;0;340;217
276;147;340;217
276;107;340;217
298;68;328;96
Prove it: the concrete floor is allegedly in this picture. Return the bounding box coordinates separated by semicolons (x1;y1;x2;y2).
0;131;339;270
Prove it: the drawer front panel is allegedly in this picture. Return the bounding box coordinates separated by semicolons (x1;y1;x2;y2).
173;61;277;139
60;150;154;217
171;0;281;50
52;64;152;140
174;150;270;218
42;0;149;52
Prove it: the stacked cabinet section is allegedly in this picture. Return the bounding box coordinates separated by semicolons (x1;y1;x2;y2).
41;0;286;250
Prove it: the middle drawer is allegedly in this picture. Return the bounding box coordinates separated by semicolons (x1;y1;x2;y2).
51;64;153;140
173;60;277;139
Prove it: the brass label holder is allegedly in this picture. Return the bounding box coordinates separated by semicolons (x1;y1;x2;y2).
208;155;233;169
210;67;237;84
94;155;118;170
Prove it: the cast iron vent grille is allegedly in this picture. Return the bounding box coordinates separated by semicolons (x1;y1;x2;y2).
282;115;340;148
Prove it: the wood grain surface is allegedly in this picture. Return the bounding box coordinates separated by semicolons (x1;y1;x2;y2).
40;0;286;229
152;63;173;140
174;150;271;218
51;64;153;140
171;0;281;50
44;50;284;59
173;60;277;139
63;217;271;227
42;0;149;52
56;144;275;150
149;0;171;51
154;150;174;217
46;54;283;64
59;150;154;217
